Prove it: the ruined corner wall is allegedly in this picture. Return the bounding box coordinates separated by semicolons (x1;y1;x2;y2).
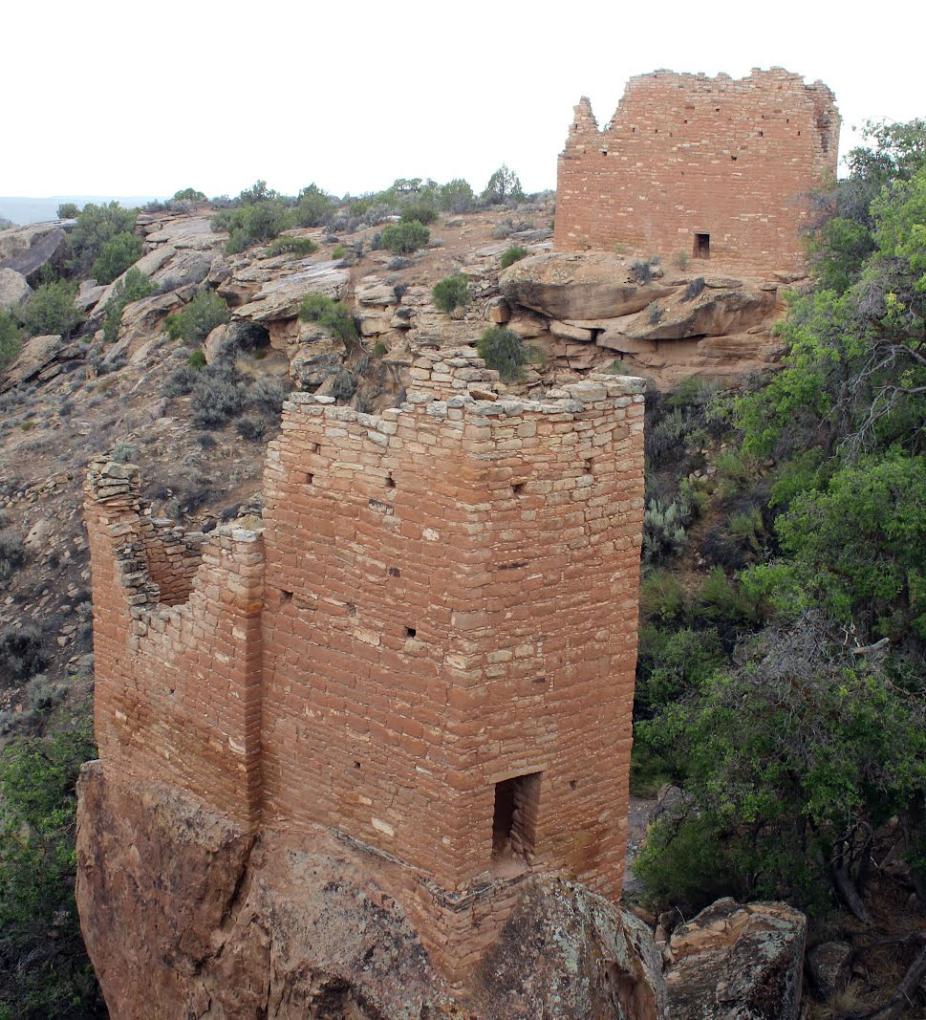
84;460;263;828
554;68;839;276
259;353;645;906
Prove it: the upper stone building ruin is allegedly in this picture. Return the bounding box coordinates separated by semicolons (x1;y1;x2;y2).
82;348;645;984
554;68;840;275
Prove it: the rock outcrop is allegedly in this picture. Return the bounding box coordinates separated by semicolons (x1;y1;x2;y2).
664;898;807;1019
0;220;68;282
0;267;31;309
77;762;668;1019
499;252;786;387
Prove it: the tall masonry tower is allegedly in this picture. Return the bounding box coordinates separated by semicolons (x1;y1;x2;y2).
83;348;645;973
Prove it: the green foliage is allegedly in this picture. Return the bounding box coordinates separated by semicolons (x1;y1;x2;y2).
165;291;229;344
20;280;81;338
331;244;346;260
636;121;926;920
265;235;318;257
212;198;291;254
298;293;359;349
172;187;206;202
643;496;689;563
90;231;142;284
380;220;429;254
101;268;154;344
67;202;137;277
294;184;334;228
431;274;470;313
400;203;437;226
499;245;528;269
635;629;926;913
477;326;527;382
482;164;524;205
56;202;80;219
0;310;23;370
0;723;103;1017
187;349;207;369
776;453;926;638
437;178;475;214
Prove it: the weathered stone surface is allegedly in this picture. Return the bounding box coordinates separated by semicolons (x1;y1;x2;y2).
77;764;667;1020
501;251;673;320
807;940;852;999
75;279;106;311
0;222;67;282
151;249;212;292
0;333;63;390
624;286;776;341
234;262;349;322
666;898;807;1020
0;267;31;309
550;318;594;342
356;277;397;306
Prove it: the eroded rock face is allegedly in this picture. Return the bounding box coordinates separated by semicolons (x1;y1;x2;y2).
0;221;67;282
500;252;673;320
0;267;31;309
665;898;807;1020
77;762;668;1019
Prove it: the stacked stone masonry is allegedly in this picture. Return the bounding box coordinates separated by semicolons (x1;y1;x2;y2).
554;68;840;276
84;349;645;974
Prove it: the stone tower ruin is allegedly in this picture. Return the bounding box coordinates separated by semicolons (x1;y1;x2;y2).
554;68;840;275
82;350;645;978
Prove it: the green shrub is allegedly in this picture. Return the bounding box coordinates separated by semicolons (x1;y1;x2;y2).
265;236;318;257
0;723;103;1017
293;184;334;227
101;268;154;344
431;274;470;313
372;341;388;357
67;202;137;277
400;203;437;225
189;365;247;428
500;245;529;269
331;244;346;260
91;231;142;284
236;415;267;441
629;260;652;285
477;326;527;382
187;349;207;369
0;624;45;685
438;178;475;213
56;202;80;219
212;200;291;254
643;495;691;563
482;164;524;204
298;293;359;349
0;311;22;370
20;281;81;338
380;220;429;254
639;569;686;623
165;291;229;344
172;187;206;202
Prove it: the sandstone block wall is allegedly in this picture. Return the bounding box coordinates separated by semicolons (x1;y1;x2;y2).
554;68;839;276
84;349;645;971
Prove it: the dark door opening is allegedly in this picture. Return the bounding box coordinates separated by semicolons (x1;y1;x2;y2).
693;232;710;259
492;772;541;864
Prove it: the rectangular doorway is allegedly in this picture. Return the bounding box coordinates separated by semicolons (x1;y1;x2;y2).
693;232;710;259
492;771;542;863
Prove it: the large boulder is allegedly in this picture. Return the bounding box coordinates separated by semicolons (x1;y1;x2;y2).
0;222;67;283
500;251;673;320
76;762;669;1019
0;333;64;391
0;267;31;309
620;285;777;341
234;261;349;323
665;898;807;1020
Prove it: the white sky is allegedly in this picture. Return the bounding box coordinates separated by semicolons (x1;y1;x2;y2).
3;0;924;199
